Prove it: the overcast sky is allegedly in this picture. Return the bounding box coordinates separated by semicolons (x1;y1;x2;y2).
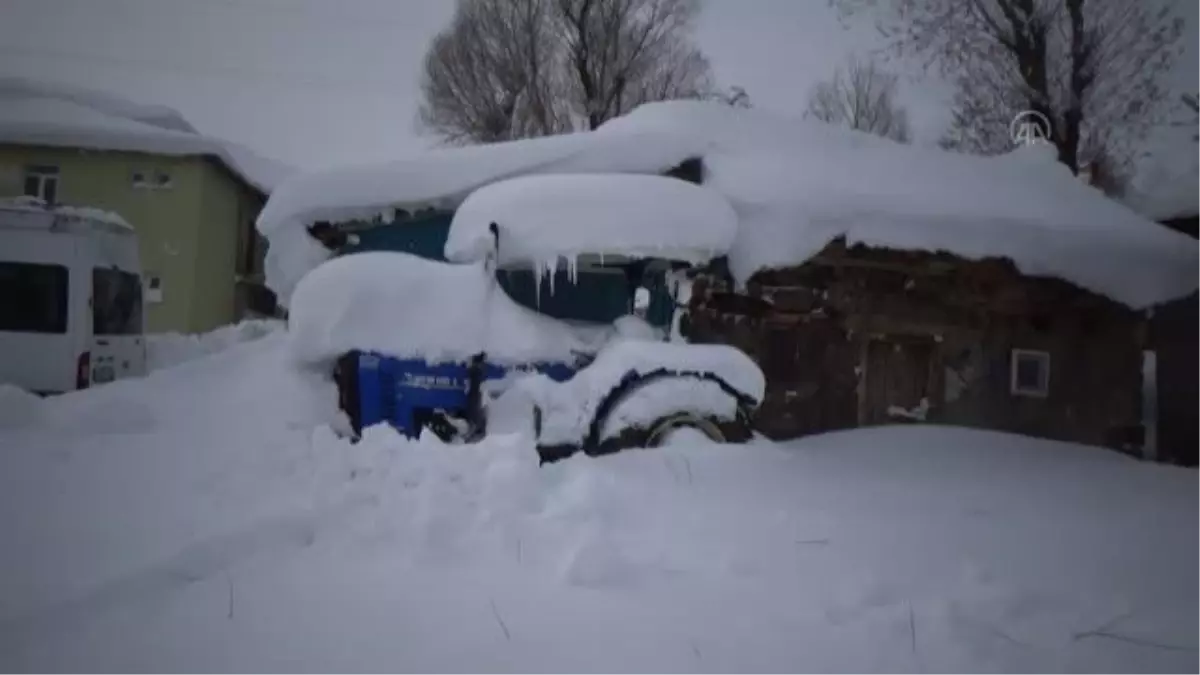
1;0;1195;173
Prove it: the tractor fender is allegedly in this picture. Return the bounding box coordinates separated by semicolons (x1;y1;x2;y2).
584;367;758;455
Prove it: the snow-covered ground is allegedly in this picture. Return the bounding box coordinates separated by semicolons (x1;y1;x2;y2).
0;335;1196;673
145;319;284;372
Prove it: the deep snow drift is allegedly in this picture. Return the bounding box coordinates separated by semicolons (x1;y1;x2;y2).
0;333;1195;673
257;100;1197;309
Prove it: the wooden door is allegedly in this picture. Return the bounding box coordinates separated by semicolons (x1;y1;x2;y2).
861;337;936;426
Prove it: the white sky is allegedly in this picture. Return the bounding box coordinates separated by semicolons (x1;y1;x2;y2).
0;0;1195;173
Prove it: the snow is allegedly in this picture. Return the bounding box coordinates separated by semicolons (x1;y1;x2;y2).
444;174;738;269
146;319;284;372
286;251;608;367
257;129;696;306
261;99;1196;309
0;77;291;194
0;196;134;230
1123;136;1200;220
0;333;1195;672
599;101;1199;309
509;338;766;447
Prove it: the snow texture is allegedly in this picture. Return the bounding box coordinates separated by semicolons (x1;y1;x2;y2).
0;196;134;230
599;101;1199;309
511;338;765;446
286;251;609;367
1123;138;1200;222
256;129;696;304
444;173;737;269
0;77;291;194
0;332;1195;672
146;319;284;372
261;100;1197;309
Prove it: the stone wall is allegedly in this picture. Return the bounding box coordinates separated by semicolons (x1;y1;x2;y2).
687;241;1146;451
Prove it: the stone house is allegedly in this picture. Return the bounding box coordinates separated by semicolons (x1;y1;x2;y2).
1147;211;1198;466
686;237;1149;453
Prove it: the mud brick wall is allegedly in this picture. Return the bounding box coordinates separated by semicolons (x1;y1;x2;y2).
687;241;1145;451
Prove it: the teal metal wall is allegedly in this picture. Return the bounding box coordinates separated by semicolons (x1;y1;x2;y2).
337;213;673;327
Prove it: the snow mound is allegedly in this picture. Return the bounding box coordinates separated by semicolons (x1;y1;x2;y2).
445;173;737;268
261;99;1197;309
286;251;607;367
0;385;45;431
146;319;284;371
2;385;1196;674
0;77;291;194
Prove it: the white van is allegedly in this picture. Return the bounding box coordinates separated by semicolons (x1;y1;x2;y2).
0;198;146;394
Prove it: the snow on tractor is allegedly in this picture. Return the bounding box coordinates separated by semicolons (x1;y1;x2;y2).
286;173;764;463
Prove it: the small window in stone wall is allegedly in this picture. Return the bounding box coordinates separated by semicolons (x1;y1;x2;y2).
1010;349;1050;397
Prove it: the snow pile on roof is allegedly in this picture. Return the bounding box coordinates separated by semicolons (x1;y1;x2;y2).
0;195;133;230
257;130;696;303
597;101;1199;309
286;251;608;367
0;77;291;194
260;99;1196;309
445;174;738;268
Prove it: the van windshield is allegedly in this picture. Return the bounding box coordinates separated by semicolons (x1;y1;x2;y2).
93;268;143;336
0;262;69;334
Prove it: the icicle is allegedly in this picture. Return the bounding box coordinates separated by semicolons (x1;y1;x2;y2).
533;261;542;308
567;255;578;285
547;256;557;296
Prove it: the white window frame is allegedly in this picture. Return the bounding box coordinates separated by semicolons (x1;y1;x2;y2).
1010;349;1051;397
23;165;59;203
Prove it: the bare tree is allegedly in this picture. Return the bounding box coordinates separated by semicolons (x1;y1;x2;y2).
832;0;1186;194
805;56;911;142
419;0;711;143
555;0;711;129
419;0;568;144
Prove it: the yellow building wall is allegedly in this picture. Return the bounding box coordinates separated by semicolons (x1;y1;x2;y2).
0;144;259;333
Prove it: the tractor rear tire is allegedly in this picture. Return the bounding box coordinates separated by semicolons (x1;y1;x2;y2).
644;413;727;447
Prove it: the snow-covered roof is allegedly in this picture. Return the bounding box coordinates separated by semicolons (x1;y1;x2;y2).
445;174;738;268
260;100;1199;309
0;77;291;195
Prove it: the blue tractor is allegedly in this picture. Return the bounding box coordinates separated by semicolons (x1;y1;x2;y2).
298;176;764;463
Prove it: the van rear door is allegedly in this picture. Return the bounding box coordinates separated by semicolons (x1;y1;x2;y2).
90;266;146;383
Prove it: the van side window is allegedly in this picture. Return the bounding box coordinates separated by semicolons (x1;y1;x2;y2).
92;268;143;335
22;165;60;204
0;262;69;334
